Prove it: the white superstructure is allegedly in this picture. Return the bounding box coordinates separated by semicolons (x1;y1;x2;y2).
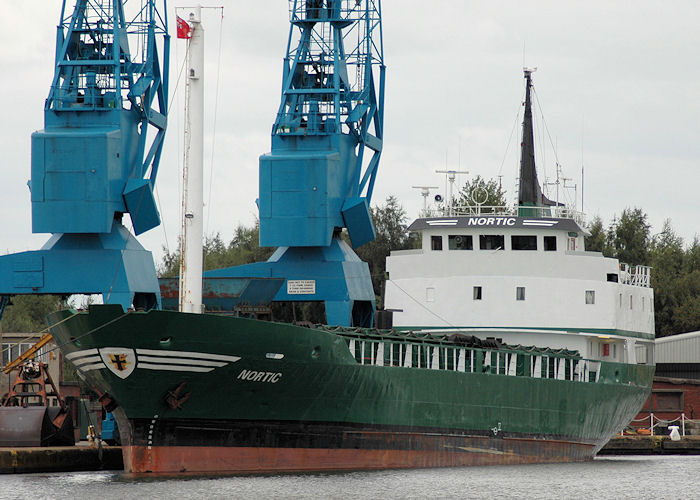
385;211;655;366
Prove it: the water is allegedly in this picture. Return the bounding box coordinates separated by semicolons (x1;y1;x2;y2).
0;456;698;500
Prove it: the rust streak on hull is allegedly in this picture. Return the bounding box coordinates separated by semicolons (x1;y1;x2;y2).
123;441;597;474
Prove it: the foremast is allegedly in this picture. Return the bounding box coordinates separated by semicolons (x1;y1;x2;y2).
179;8;204;314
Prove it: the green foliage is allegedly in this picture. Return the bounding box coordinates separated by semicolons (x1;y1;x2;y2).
159;222;275;278
0;295;63;333
585;216;613;256
610;208;650;267
647;221;700;337
652;220;685;274
684;237;700;273
649;222;679;337
671;295;700;334
354;196;413;308
453;175;508;210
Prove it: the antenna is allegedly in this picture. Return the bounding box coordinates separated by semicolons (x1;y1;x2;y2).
435;169;468;216
412;186;439;217
458;136;461;170
581;114;585;213
581;163;584;213
563;177;577;211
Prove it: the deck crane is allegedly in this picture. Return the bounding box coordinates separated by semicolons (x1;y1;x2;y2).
206;0;385;327
0;0;169;318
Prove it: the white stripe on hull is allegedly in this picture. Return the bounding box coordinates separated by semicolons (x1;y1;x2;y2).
136;348;240;363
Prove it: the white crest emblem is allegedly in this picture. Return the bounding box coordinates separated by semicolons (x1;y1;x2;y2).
99;348;136;379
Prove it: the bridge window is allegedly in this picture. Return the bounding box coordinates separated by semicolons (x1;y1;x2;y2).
516;287;526;301
480;235;504;250
448;235;473;250
473;286;482;300
544;236;557;251
585;290;595;304
431;235;443;251
511;235;537;250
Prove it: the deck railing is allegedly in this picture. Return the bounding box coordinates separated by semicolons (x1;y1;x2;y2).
421;204;586;226
619;263;652;288
341;336;609;384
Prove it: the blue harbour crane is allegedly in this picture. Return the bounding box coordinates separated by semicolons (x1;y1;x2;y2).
206;0;385;327
0;0;169;316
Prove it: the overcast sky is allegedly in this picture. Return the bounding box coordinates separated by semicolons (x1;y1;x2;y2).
1;1;698;266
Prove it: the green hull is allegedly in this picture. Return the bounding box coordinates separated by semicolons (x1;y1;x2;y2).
48;305;654;473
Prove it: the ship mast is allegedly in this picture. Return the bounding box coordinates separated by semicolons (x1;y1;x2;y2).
518;67;558;214
179;8;204;314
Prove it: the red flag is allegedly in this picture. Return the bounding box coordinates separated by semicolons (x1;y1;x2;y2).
176;16;192;39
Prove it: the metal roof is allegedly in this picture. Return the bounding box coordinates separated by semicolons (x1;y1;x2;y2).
655;330;700;363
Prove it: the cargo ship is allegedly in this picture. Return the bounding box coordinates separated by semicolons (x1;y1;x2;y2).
50;301;653;473
47;66;655;474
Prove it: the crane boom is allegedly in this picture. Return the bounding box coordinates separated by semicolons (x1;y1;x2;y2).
2;334;54;375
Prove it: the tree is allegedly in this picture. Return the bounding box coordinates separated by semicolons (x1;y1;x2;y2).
648;221;684;337
453;175;508;212
672;293;700;334
644;220;700;336
610;208;650;266
683;237;700;274
585;216;613;256
159;222;275;278
0;295;64;333
650;220;685;277
221;223;276;267
354;196;413;308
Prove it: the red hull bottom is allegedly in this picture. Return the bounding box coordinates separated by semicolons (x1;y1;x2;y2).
123;439;597;474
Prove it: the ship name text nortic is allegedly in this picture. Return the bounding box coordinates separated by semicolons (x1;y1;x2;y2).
237;370;282;383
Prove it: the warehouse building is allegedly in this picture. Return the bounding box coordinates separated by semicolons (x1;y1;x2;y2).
631;330;700;433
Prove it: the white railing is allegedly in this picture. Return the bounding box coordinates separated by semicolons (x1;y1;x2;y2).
421;204;586;225
344;337;602;384
625;412;695;437
619;263;652;288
